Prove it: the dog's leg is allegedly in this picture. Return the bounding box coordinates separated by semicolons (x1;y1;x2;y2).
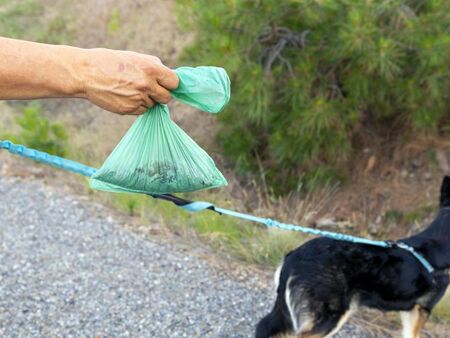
400;305;429;338
291;308;355;338
323;300;357;338
413;306;429;338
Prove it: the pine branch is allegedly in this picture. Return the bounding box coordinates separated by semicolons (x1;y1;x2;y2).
258;24;310;75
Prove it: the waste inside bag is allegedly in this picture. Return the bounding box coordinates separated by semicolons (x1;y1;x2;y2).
172;66;230;113
90;105;228;194
90;66;230;194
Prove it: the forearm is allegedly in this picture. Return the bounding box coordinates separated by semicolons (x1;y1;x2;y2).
0;37;84;99
0;37;178;114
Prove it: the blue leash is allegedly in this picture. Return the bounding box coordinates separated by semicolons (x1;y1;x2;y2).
0;140;95;177
0;140;435;273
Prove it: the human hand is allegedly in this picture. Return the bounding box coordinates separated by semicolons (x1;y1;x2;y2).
77;48;179;115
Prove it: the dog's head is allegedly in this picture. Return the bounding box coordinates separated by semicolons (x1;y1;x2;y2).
440;175;450;208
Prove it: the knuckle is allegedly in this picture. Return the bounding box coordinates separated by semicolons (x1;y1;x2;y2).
159;93;171;104
147;86;157;96
136;81;150;91
143;64;157;76
143;60;163;76
152;65;163;75
114;104;126;114
121;104;139;114
132;95;144;104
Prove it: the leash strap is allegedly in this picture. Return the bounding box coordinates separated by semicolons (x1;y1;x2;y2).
385;241;435;273
0;140;95;177
0;140;434;273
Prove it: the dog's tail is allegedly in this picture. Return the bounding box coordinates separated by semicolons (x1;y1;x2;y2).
255;307;286;338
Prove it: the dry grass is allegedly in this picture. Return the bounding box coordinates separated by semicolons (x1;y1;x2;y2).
353;307;450;338
82;177;337;267
432;290;450;325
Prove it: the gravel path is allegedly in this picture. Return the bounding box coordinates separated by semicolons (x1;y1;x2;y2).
0;176;372;337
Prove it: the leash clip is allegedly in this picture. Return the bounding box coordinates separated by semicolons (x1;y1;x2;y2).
385;240;435;274
384;240;397;248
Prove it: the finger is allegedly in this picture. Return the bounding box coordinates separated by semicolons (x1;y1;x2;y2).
127;105;148;115
156;66;179;90
141;94;155;108
148;83;172;104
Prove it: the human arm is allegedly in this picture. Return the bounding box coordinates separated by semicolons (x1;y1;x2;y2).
0;37;179;115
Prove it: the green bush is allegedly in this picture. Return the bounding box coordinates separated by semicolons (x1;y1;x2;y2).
2;104;68;156
178;0;450;193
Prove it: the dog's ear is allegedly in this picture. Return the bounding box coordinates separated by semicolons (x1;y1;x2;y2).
440;176;450;207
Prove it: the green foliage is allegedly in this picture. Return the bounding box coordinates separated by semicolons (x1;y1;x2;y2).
0;0;71;43
384;209;403;224
3;104;68;156
178;0;450;193
384;203;435;226
108;7;121;35
126;199;138;216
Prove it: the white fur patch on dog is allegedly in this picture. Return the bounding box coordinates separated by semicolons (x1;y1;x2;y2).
284;278;298;332
285;277;299;332
400;306;420;338
274;263;282;291
285;277;313;334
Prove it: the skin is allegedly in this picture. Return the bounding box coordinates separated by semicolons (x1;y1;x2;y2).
0;37;179;115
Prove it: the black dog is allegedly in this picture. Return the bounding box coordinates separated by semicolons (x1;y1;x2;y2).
256;176;450;338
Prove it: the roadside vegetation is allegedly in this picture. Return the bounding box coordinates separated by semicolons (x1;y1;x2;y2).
1;103;69;156
178;0;450;193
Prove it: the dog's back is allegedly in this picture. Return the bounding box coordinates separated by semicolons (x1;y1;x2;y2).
256;177;450;338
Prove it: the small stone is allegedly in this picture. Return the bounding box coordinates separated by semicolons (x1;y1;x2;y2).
411;158;422;169
436;150;449;172
316;218;337;228
368;223;379;235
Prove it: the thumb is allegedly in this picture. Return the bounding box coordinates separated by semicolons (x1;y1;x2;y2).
156;66;179;90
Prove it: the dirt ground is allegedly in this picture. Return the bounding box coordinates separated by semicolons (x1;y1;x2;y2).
332;135;450;236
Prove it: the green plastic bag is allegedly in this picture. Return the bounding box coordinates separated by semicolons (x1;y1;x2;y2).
172;66;230;113
90;66;230;194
